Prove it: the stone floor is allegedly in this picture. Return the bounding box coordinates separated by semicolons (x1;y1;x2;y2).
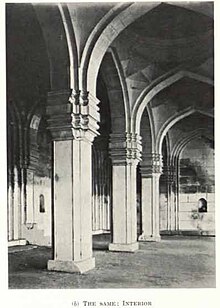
8;235;215;289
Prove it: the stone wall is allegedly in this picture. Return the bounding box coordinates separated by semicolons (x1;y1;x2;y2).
178;138;214;234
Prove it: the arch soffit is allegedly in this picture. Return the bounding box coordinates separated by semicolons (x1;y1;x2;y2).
99;50;127;133
58;4;79;91
164;133;171;164
132;70;213;135
109;47;130;132
141;105;155;153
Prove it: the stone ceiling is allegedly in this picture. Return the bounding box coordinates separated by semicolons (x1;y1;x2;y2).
110;2;214;110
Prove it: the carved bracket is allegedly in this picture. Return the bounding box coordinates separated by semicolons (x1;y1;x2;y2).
140;153;163;177
46;90;100;142
109;133;142;165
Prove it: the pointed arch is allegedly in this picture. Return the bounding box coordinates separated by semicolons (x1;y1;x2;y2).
171;128;213;167
80;2;161;95
156;108;214;155
131;69;214;135
140;108;153;163
97;51;127;134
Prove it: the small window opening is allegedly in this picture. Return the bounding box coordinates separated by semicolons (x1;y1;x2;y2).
198;198;207;213
39;194;45;213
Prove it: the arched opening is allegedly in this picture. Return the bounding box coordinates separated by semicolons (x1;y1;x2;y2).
198;198;208;213
39;194;45;213
158;111;214;235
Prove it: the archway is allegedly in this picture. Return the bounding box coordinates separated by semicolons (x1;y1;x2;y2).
159;112;214;235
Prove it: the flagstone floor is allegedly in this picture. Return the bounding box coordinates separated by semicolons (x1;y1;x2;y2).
8;235;215;289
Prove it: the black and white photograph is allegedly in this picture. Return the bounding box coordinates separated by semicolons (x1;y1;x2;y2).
1;0;218;306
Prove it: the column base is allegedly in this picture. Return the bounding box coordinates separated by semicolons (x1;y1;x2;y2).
138;234;161;242
109;242;139;252
8;239;27;247
47;257;95;274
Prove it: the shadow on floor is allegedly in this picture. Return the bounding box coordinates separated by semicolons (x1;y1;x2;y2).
92;234;111;250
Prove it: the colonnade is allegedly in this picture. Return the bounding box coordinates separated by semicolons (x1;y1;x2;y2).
43;89;165;273
8;94;188;276
7;89;181;273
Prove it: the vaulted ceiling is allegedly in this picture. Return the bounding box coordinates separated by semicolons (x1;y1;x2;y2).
6;2;214;156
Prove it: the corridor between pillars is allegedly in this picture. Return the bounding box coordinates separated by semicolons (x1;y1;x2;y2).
139;154;162;242
46;90;99;273
109;133;142;252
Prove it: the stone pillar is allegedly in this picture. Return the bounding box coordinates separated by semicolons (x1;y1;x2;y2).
20;167;27;225
46;90;99;273
8;168;13;241
109;133;141;252
8;165;27;246
13;166;22;240
139;154;162;242
26;169;35;224
166;165;177;231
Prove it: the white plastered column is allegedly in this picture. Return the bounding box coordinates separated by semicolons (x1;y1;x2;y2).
139;154;162;242
109;133;141;252
47;90;99;273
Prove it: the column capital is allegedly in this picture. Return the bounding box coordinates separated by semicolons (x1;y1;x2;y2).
140;153;163;177
109;133;142;165
163;164;176;184
47;90;100;142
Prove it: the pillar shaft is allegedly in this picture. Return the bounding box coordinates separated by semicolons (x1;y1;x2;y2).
139;154;162;242
109;133;141;252
8;170;13;241
50;139;94;270
166;165;177;231
13;167;21;239
8;166;25;244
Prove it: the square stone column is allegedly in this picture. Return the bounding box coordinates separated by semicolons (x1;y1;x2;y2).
166;165;178;231
48;138;95;273
109;133;141;252
139;154;162;242
46;90;99;273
